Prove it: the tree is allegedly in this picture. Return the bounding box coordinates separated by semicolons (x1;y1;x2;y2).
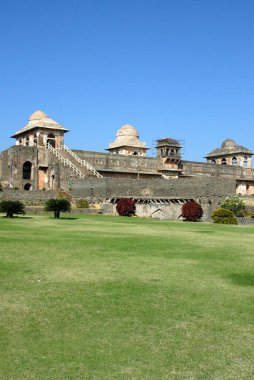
116;198;136;216
0;200;25;218
45;199;71;218
219;195;245;217
181;200;203;222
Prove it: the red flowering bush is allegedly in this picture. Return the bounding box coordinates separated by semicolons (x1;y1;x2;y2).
181;201;203;222
116;198;136;216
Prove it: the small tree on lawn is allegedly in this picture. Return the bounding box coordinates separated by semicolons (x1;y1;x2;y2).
116;198;136;216
45;199;71;218
0;200;25;218
181;200;203;222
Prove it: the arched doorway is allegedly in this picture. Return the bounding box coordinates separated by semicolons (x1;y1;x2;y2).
243;157;248;168
47;133;56;148
23;161;32;179
232;157;237;166
24;183;32;191
33;133;37;146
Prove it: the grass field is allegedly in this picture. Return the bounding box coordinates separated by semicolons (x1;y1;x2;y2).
0;214;253;380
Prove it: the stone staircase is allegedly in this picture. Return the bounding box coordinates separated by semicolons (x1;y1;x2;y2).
46;143;103;179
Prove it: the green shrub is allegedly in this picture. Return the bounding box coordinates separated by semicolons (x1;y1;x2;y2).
181;201;203;222
57;191;72;202
219;195;245;217
0;200;25;218
76;198;89;208
211;208;238;225
45;199;71;218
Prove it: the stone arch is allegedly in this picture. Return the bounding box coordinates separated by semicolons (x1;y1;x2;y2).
33;133;37;146
24;183;32;191
49;168;55;190
211;159;216;164
47;133;56;148
232;157;237;166
243;157;248;168
221;158;227;165
23;161;32;179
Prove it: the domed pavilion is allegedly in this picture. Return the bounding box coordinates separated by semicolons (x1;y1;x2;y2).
11;110;69;148
205;139;253;167
107;124;148;156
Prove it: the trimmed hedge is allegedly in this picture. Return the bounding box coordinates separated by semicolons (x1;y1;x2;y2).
211;208;238;225
76;199;89;208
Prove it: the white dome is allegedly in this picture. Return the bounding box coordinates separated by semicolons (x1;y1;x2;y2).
29;110;48;121
221;139;237;148
116;124;139;138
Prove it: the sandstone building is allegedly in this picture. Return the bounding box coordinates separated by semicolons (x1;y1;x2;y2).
0;110;254;206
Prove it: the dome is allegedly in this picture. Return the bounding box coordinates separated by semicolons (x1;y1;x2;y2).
221;139;237;148
116;124;139;138
108;123;148;151
29;110;48;121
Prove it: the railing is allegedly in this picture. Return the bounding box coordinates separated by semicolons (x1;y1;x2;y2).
46;143;86;179
59;144;103;178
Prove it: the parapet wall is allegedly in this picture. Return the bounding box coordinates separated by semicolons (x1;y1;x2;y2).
73;149;160;173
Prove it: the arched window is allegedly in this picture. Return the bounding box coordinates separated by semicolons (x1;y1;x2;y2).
133;151;138;156
25;136;29;146
166;149;169;156
33;133;37;146
232;157;237;166
49;169;55;190
170;149;175;156
23;161;32;179
243;157;248;168
47;133;55;148
221;158;227;165
211;159;216;164
24;183;32;191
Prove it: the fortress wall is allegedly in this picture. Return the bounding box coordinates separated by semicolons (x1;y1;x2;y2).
0;146;38;190
71;177;236;200
0;190;56;203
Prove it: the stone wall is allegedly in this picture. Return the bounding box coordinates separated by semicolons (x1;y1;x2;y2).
73;149;161;174
70;177;235;200
0;190;56;204
182;160;243;178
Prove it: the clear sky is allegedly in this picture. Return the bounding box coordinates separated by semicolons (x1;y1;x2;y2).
1;0;253;161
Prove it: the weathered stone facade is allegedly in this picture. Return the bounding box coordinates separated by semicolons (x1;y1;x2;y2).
0;110;254;221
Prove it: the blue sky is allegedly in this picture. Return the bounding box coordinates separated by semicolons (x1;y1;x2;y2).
1;0;253;161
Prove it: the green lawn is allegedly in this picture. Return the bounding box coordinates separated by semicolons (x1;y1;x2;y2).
0;214;253;380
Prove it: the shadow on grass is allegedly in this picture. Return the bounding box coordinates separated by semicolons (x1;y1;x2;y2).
1;216;33;219
228;273;254;287
194;230;214;233
50;217;78;220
